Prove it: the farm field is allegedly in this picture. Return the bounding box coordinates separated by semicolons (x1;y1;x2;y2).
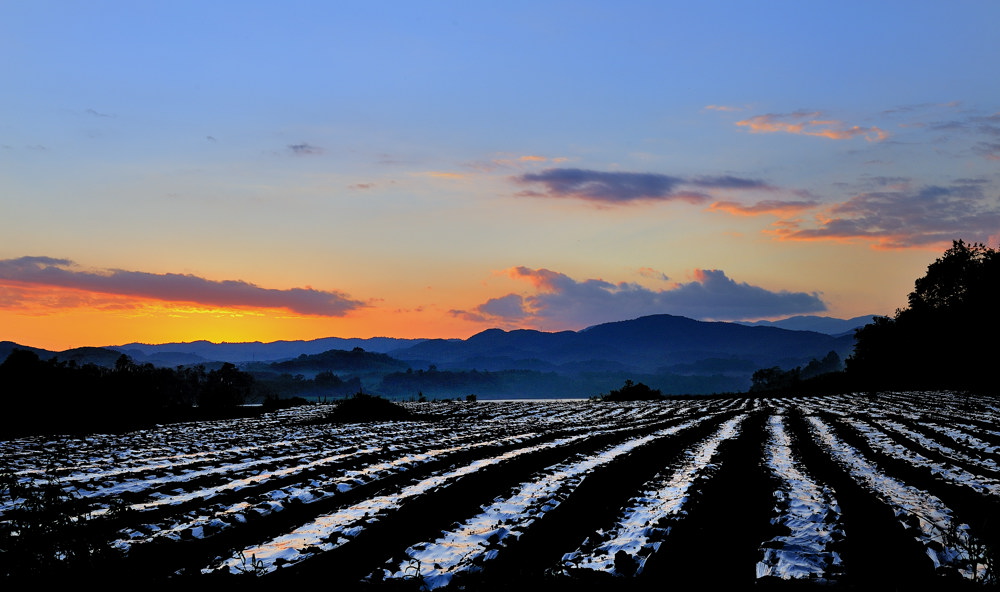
3;391;1000;589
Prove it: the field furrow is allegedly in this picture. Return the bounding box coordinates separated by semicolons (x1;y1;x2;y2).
3;393;999;588
370;416;718;589
756;413;844;583
556;414;744;578
807;415;989;582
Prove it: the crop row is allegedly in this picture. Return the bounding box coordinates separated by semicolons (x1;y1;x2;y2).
2;391;999;588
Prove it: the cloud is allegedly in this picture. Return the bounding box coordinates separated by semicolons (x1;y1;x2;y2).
880;101;961;117
288;143;324;155
887;108;1000;160
710;199;820;217
512;168;773;205
736;111;888;142
0;257;366;316
456;266;826;329
704;104;744;112
974;142;1000;160
770;182;1000;249
637;267;669;281
464;154;569;173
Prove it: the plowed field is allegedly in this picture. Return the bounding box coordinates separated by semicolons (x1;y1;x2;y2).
3;391;999;589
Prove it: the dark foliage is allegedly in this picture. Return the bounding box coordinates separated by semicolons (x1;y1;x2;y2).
595;379;664;402
250;370;363;400
0;351;258;437
326;391;414;422
271;348;409;374
0;456;125;577
750;351;843;393
200;362;254;410
847;240;1000;391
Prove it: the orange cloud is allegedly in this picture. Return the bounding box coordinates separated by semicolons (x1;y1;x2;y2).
465;154;570;173
504;266;568;291
709;199;820;217
0;257;366;317
736;111;888;142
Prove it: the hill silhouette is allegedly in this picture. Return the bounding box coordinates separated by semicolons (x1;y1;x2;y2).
2;314;858;398
390;314;853;377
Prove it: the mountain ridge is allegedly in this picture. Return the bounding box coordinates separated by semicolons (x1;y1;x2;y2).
2;313;873;396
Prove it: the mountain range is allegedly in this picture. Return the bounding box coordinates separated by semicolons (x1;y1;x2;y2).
734;314;878;336
1;314;873;397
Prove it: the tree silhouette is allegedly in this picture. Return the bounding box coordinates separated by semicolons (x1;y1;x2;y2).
597;379;664;401
200;362;253;410
848;240;1000;391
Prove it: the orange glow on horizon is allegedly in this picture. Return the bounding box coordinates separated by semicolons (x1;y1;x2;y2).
0;282;493;351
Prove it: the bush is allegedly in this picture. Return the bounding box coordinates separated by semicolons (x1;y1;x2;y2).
595;379;664;402
0;459;123;576
327;392;413;422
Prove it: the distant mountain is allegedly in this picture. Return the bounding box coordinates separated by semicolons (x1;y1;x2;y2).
0;341;50;361
269;348;409;374
3;314;860;397
0;342;125;367
109;336;427;364
736;315;879;336
390;314;855;376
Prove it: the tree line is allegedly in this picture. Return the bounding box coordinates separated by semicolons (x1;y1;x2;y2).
750;240;999;394
0;351;256;437
847;239;999;392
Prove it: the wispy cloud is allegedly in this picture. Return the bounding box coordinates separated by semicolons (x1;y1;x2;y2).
736;111;888;142
710;199;820;217
974;142;1000;160
769;181;1000;249
0;257;365;316
288;142;324;156
637;267;669;281
84;108;113;118
453;266;826;328
889;107;1000;160
512;168;774;205
704;104;744;112
880;101;961;117
464;154;569;173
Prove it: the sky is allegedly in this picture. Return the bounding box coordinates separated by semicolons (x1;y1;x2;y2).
2;1;999;350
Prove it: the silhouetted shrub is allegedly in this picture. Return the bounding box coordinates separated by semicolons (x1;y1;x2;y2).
327;391;413;422
596;379;664;401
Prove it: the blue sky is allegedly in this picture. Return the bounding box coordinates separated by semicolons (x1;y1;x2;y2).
2;1;998;348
